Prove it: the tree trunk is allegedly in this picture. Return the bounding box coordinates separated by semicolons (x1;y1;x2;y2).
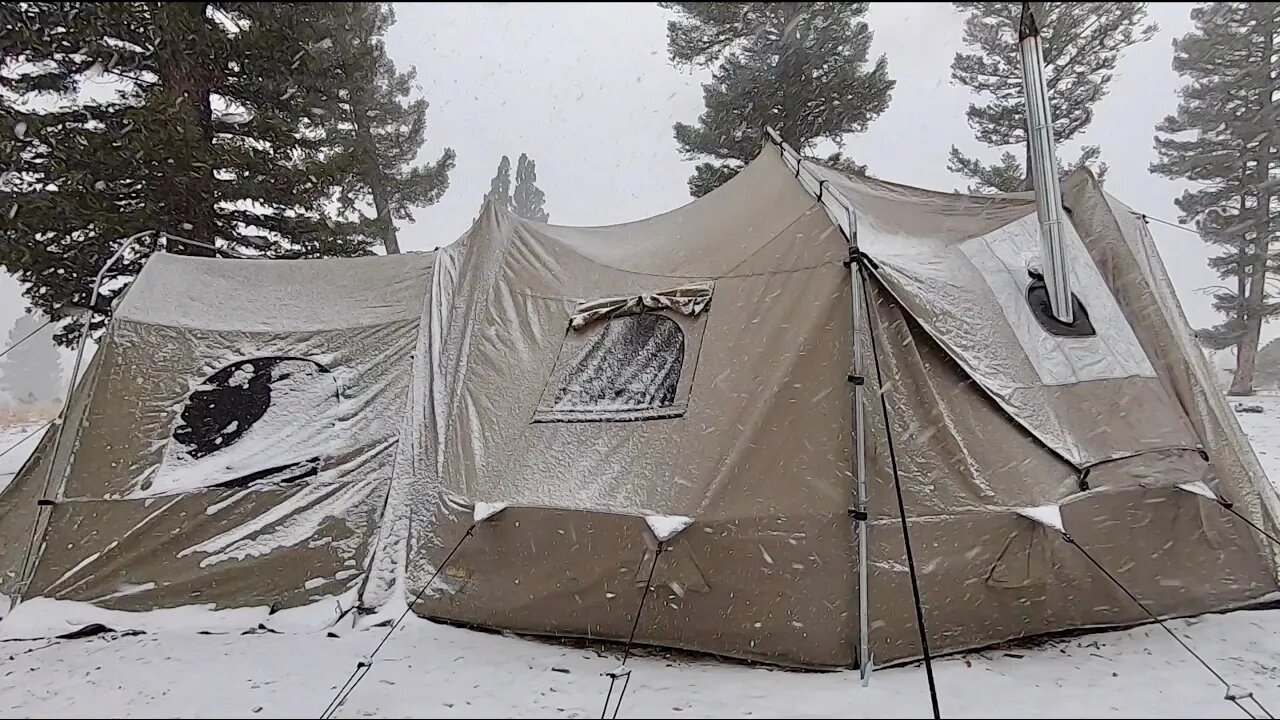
354;109;398;254
1230;188;1252;394
154;2;217;257
1229;14;1277;396
775;4;805;151
1020;140;1035;192
1231;330;1260;395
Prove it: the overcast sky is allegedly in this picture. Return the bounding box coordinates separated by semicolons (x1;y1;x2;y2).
0;1;1262;379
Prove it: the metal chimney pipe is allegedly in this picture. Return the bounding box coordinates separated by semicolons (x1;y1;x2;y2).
1019;2;1073;324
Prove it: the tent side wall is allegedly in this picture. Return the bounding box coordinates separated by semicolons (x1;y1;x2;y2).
1065;171;1280;577
5;252;435;614
851;274;1279;665
778;151;1280;665
403;152;862;668
0;354;102;612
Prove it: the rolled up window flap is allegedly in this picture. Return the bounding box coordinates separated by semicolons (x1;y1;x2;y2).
569;281;713;330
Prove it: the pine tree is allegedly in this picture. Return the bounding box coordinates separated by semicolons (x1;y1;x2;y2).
512;154;549;223
481;156;513;213
0;312;63;405
821;151;868;177
949;2;1156;193
661;2;894;197
1256;337;1280;390
0;3;383;343
304;3;455;254
1153;2;1279;395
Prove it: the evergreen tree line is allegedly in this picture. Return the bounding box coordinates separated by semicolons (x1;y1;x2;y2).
2;3;1276;393
0;3;548;348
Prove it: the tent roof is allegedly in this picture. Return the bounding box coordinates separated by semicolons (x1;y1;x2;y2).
118;251;436;332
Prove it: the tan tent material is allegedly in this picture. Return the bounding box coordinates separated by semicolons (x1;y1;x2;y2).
1;140;1278;673
1;253;434;612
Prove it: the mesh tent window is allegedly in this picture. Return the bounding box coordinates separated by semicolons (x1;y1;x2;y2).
534;311;701;423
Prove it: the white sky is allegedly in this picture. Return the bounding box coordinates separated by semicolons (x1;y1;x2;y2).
0;2;1266;374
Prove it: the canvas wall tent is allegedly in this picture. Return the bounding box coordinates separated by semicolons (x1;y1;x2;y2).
1;140;1278;673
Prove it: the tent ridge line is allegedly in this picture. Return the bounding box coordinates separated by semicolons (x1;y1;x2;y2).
763;127;858;248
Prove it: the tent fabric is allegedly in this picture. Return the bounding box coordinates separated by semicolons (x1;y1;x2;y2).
856;280;1274;662
394;151;1280;667
2;144;1278;672
1063;172;1280;571
567;280;713;330
0;353;102;605
4;253;434;612
811;165;1194;469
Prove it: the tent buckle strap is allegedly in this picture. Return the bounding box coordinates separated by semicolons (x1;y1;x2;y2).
850;508;868;522
844;249;878;270
847;374;865;386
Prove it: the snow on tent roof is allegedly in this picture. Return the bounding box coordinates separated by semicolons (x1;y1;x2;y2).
117;252;436;332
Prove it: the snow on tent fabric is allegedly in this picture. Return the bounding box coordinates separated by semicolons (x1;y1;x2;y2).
0;253;433;613
0;143;1277;672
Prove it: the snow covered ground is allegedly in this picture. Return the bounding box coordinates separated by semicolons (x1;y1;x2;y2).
0;422;47;494
3;399;1280;718
1231;393;1280;486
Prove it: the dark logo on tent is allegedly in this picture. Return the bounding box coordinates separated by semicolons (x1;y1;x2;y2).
166;356;335;490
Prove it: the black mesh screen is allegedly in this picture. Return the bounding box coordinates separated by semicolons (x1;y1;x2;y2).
548;313;685;417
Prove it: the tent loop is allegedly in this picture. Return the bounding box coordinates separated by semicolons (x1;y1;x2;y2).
844;247;879;272
319;523;478;720
1173;472;1280;550
600;540;664;719
857;262;941;719
1061;532;1270;719
843;247;880;270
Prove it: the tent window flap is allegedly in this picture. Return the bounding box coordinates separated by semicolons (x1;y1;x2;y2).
534;284;711;423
